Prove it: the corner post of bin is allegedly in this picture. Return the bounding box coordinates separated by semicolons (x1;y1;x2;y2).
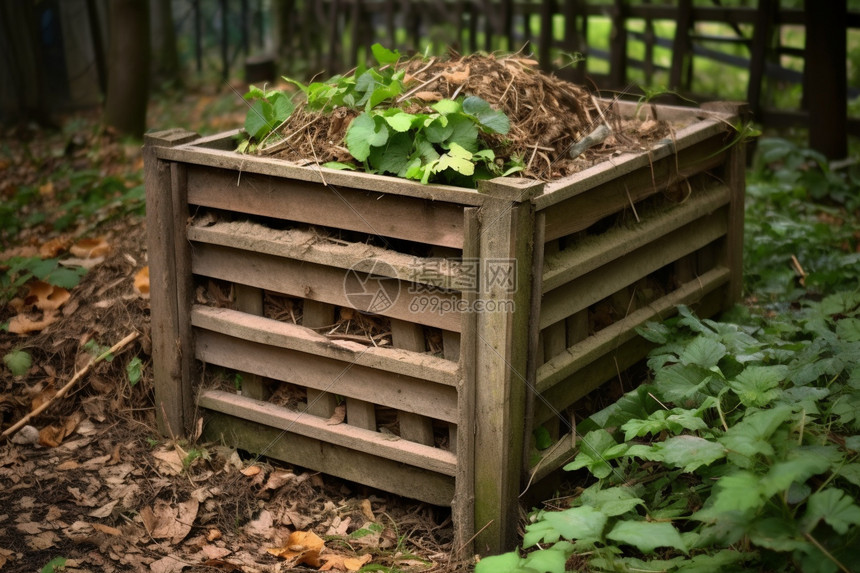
701;101;750;307
471;177;544;555
143;128;199;438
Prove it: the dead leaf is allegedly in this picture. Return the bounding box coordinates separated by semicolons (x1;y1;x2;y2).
207;528;222;541
149;555;187;573
414;91;442;101
8;309;59;334
27;530;58;550
442;65;470;84
244;509;274;538
88;499;119;518
327;404;346;425
359;499;374;522
39;425;67;447
16;521;43;534
39;236;70;258
140;498;199;544
152;448;184;475
267;530;325;567
201;544;232;560
70;236;111;259
133;266;150;298
91;522;122;536
240;465;262;477
264;470;295;490
57;460;80;471
201;559;243;572
39;181;54;196
25;280;70;311
321;552;373;572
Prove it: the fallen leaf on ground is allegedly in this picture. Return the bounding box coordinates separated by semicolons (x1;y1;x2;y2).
240;465;261;477
140;498;199;544
88;499;118;518
150;555;187;573
152;448;184;475
133;266;150;298
360;499;374;522
91;522;122;536
25;280;70;311
320;552;373;572
8;309;59;334
201;545;232;560
267;530;325;567
70;237;111;259
39;236;71;258
244;509;274;538
414;91;442;101
264;470;295;490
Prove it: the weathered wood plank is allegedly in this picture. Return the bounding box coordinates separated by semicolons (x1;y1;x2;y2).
540;207;728;329
472;188;535;554
202;409;455;506
542;183;730;292
234;284;269;401
188;221;463;288
143;129;198;437
190;306;458;386
159;140;488;207
195;329;459;423
534;284;726;427
537;266;731;395
302;300;339;417
191;242;462;332
391;318;435;446
536;117;729;210
542;137;728;241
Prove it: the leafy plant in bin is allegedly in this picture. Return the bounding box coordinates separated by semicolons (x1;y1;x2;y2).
238;44;523;187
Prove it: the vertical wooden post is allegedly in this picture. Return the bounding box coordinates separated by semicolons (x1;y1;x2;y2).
144;129;199;438
608;0;628;89
669;0;693;91
702;102;748;307
391;318;435;445
303;300;340;417
747;0;777;121
805;0;847;159
472;178;543;554
234;284;269;401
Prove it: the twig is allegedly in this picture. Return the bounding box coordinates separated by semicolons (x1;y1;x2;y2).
397;72;444;103
803;532;852;573
791;254;807;286
2;331;139;439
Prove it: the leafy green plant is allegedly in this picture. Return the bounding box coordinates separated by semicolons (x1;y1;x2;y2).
238;44;522;187
481;302;860;573
40;557;66;573
3;349;32;376
0;256;87;306
126;356;143;387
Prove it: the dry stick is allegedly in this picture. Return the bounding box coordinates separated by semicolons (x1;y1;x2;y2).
2;331;140;439
396;72;444;103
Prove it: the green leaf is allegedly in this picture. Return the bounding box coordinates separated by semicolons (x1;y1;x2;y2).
345;113;389;161
45;266;86;289
445;114;480;152
606;520;688;554
383;112;417;132
579;485;645;517
651;435;726;473
760;447;833;497
321;161;356;171
621;408;707;441
692;471;765;521
653;363;712;405
126;357;143;387
424;116;453;143
718;405;793;467
3;350;32;376
729;365;787;407
836;317;860;342
432;99;461;115
434;142;474;176
474;552;529;573
370;43;401;65
563;429;623;479
533;426;552;450
462;95;510;134
679;335;727;369
521;548;569;573
748;516;807;552
40;557;67;573
836;463;860;488
368;132;412;176
542;505;608;542
676;549;752;572
803;488;860;534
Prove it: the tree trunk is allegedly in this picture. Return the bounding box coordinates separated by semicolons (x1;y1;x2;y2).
0;1;47;124
150;0;180;87
103;0;150;138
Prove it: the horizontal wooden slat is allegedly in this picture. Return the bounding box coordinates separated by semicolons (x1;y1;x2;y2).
537;266;731;394
192;306;458;386
542;183;730;293
202;407;455;506
200;389;457;476
536;118;729;211
158;144;487;207
195;330;459;423
191;242;462;332
188;220;464;288
540;207;728;329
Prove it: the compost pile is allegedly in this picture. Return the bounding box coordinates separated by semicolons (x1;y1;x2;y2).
257;50;672;182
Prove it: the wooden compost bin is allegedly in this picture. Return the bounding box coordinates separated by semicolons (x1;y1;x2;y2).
143;100;746;555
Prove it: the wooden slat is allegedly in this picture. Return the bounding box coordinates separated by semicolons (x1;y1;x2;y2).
391;318;436;446
541;140;727;242
143;129;198;437
234;284;269;401
540;206;728;330
191;306;458;386
202;410;455;506
195;329;459;423
187;220;464;288
302;300;339;417
536;117;728;210
191;243;462;332
158;145;487;207
542;182;730;292
537;266;731;395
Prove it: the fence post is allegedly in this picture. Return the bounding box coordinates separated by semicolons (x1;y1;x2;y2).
747;0;777;121
609;0;628;89
805;0;847;159
669;0;692;91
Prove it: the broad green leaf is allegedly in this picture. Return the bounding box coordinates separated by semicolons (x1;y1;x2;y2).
521;548;569;573
445;114;480;152
836;463;860;488
679;336;726;369
370;42;401;65
653;363;712;405
836;317;860;342
760;447;833;497
270;92;294;123
3;350;31;376
321;161;356;171
718;405;793;467
345;113;389;161
462;95;511;134
541;505;608;542
845;435;860;452
424;116;453;143
579;485;645;517
434;142;474;176
533;426;552;450
621;408;707;441
126;356;143;386
40;557;67;573
676;549;752;573
748;516;807;552
606;520;687;554
692;471;765;520
45;266;86;289
368;132;412;175
413;137;440;163
729;365;787;407
651;435;726;473
432;99;461;115
474;552;529;573
803;488;860;534
564;429;622;479
384;112;417;132
244;100;273;140
637;321;672;344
